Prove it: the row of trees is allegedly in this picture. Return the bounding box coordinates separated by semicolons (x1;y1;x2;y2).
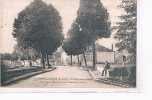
63;0;111;69
12;0;136;69
62;20;89;66
62;0;137;67
0;53;19;61
1;46;39;67
12;0;111;69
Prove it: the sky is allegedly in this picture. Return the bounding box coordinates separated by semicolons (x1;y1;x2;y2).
0;0;123;53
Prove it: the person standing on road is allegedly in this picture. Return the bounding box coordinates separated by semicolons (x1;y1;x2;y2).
102;61;111;77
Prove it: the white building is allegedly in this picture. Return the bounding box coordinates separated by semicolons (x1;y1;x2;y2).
83;44;114;66
65;44;115;66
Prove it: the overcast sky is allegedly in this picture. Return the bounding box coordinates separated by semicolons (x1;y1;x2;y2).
0;0;123;53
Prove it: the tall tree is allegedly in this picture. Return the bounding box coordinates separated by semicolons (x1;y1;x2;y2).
62;39;74;65
12;0;64;68
78;0;111;69
114;0;137;63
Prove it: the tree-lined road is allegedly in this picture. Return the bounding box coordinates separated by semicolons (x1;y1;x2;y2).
8;66;119;88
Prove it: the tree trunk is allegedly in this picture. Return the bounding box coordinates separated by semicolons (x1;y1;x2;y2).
83;52;87;67
46;54;51;67
28;56;32;67
77;55;80;65
29;60;32;67
70;55;73;65
92;42;96;70
41;52;45;69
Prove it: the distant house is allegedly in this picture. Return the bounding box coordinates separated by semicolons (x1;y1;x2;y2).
64;44;115;66
96;44;115;64
50;47;68;66
82;44;115;66
50;44;115;66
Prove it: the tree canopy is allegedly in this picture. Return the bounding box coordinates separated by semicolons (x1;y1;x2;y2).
77;0;111;68
63;0;111;68
63;19;88;56
12;0;64;68
13;0;63;54
78;0;111;42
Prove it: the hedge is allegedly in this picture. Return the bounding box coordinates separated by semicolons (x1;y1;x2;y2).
109;66;136;87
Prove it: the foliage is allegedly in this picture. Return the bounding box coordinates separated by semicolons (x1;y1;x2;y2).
1;53;19;61
63;19;88;56
13;45;39;61
77;0;111;68
114;0;137;55
12;0;63;67
78;0;111;42
109;66;136;87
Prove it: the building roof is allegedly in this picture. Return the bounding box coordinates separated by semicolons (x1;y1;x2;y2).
86;44;113;52
96;44;113;52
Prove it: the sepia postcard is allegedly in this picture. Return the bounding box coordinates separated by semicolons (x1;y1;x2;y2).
0;0;137;93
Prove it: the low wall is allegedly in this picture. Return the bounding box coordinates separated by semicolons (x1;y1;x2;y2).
1;63;43;85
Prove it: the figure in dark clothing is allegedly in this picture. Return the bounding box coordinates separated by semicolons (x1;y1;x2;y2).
80;61;82;66
122;55;127;67
29;61;32;67
102;61;111;77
